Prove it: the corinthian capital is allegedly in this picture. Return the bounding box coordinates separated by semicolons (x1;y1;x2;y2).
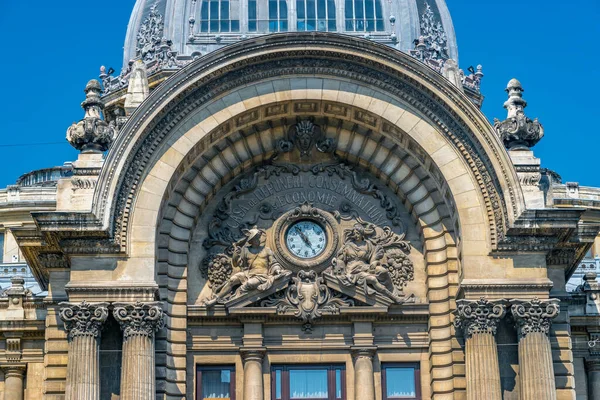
113;301;164;339
454;297;506;338
59;301;109;339
510;298;560;338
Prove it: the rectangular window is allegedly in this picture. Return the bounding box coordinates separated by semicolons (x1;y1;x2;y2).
382;364;420;400
272;365;345;400
197;366;236;400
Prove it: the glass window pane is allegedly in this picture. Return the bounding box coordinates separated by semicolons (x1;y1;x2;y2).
365;0;373;18
307;0;316;18
376;18;383;31
317;0;326;18
269;0;278;18
221;0;229;19
345;0;353;18
248;0;256;18
281;21;288;31
231;19;239;31
335;369;341;399
210;19;219;31
297;0;305;18
202;370;231;400
355;0;364;18
328;19;336;31
375;0;383;18
210;0;219;19
220;20;229;31
280;0;288;17
201;2;209;19
327;0;335;19
386;367;416;398
289;369;328;399
276;370;282;399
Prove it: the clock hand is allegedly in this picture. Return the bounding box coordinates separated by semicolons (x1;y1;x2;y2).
294;226;313;248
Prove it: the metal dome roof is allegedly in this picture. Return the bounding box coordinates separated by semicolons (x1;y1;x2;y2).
122;0;458;69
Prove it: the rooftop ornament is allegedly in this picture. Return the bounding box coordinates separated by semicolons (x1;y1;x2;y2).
66;80;116;153
494;79;544;150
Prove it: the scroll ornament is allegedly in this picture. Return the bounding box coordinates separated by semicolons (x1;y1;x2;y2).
454;297;506;338
59;301;109;339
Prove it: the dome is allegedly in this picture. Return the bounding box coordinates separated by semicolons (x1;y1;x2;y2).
122;0;458;69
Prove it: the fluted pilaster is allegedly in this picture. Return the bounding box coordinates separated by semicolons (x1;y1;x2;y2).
511;298;559;400
351;347;376;400
1;365;26;400
113;301;164;400
241;348;265;400
455;298;506;400
59;301;109;400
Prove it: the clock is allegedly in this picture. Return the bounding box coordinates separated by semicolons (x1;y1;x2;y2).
285;220;327;259
273;203;339;272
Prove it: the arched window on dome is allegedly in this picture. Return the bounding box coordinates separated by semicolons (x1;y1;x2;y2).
199;0;240;33
345;0;384;32
270;0;289;32
248;0;288;32
297;0;336;31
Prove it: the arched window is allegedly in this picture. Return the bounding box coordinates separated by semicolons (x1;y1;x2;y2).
269;0;288;32
345;0;384;32
248;0;287;32
199;0;240;33
297;0;336;31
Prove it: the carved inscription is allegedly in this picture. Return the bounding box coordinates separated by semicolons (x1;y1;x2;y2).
227;173;389;229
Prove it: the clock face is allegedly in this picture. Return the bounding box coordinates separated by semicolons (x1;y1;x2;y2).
285;220;327;259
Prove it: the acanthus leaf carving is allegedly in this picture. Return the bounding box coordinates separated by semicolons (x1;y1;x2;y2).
113;301;165;340
59;301;109;340
510;297;560;339
454;297;507;338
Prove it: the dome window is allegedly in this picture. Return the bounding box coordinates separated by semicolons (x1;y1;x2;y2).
345;0;385;31
199;0;240;33
248;0;288;32
297;0;336;31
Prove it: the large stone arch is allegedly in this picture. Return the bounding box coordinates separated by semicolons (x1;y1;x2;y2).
91;33;524;399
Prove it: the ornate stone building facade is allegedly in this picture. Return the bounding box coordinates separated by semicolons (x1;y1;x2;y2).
1;1;599;399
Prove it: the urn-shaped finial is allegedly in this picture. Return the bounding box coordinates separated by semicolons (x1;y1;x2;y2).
493;79;544;150
66;79;115;153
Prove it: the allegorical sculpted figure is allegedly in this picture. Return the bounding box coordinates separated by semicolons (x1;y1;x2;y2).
205;227;291;306
333;223;404;302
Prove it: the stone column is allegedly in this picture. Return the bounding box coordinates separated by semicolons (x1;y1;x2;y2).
510;298;560;400
351;347;376;400
1;365;26;400
240;348;265;400
59;301;109;400
454;298;506;400
586;359;600;400
113;301;164;400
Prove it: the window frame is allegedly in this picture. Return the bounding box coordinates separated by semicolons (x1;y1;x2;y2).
381;363;421;400
199;0;240;33
196;365;236;400
271;364;346;400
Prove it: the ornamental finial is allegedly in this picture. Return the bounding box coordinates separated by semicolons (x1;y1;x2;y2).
493;79;544;150
66;79;115;153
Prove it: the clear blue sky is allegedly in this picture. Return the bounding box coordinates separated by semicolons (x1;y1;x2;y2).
0;0;598;188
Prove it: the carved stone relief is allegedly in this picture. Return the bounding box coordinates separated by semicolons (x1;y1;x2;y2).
193;120;421;324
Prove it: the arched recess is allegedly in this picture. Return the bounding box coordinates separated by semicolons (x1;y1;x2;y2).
92;33;523;398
